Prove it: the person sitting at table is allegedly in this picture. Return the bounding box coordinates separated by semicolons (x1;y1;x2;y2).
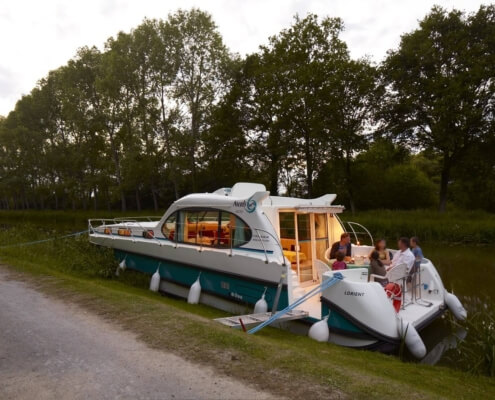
369;250;388;286
389;237;415;272
368;238;391;265
330;233;352;259
332;251;347;271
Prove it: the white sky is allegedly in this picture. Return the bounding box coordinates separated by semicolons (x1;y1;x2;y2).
0;0;491;116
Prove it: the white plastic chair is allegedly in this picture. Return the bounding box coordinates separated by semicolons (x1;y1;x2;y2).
324;248;332;265
315;259;332;281
370;263;408;308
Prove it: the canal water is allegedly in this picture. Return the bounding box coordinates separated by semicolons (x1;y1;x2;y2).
414;244;495;370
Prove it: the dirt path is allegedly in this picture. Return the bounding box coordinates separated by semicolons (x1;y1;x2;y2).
0;270;279;400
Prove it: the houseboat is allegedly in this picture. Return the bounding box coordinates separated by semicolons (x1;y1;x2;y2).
89;182;466;357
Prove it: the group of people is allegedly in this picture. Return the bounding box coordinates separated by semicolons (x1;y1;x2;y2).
330;233;424;286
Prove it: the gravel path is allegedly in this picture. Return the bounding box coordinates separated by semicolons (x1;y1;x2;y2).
0;270;278;400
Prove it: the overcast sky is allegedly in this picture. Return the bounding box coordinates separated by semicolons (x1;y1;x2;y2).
0;0;491;115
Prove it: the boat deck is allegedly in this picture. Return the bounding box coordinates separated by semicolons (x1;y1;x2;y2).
294;283;322;319
293;282;444;329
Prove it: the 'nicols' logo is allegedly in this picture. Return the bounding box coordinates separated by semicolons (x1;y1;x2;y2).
246;196;257;213
233;196;257;213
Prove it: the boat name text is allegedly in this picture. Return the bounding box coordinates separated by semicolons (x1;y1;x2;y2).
344;290;365;297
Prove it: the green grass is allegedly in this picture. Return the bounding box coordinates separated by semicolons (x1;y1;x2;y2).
341;209;495;244
0;214;494;399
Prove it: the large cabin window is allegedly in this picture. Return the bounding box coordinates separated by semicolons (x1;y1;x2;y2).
179;210;218;245
161;209;251;248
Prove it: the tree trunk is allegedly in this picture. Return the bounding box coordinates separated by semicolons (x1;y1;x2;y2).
135;188;141;211
151;185;159;212
93;188;98;211
269;156;279;196
190;104;199;192
305;133;313;198
439;156;451;213
345;151;356;214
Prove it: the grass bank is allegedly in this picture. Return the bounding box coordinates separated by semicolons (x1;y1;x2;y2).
0;217;494;399
3;207;495;244
341;209;495;244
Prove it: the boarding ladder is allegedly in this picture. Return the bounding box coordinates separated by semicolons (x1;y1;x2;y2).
214;273;344;333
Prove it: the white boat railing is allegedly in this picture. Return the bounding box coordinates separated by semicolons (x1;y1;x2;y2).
89;217;286;266
253;228;287;266
340;220;374;246
88;216;163;246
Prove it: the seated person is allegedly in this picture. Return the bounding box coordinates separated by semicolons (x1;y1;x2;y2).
332;251;347;271
410;236;424;262
369;238;391;265
369;250;388;286
389;237;415;273
408;236;424;279
330;233;352;259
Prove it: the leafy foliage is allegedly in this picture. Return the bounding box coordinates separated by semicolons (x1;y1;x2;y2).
0;6;494;213
380;5;495;211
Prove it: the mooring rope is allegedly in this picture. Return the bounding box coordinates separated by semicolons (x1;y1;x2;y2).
0;230;89;249
247;272;344;334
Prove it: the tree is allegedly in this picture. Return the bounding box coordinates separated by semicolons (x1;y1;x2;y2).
326;58;381;212
244;14;377;199
254;14;350;196
381;5;495;212
165;8;231;192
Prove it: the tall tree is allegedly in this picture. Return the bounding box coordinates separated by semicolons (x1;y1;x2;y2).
329;59;381;212
381;5;495;212
256;14;350;196
165;8;231;191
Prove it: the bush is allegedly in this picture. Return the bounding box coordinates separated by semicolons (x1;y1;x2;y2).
382;165;437;209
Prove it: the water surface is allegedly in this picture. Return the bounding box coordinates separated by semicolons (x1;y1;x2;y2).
416;244;495;370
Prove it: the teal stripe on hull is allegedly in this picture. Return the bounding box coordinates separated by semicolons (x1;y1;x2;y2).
115;250;289;310
322;301;365;335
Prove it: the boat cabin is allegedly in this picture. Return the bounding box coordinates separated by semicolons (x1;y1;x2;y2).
260;193;346;286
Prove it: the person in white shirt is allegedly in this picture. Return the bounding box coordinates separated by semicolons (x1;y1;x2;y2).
388;237;415;272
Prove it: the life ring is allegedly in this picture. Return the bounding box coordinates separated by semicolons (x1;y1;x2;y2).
385;282;402;312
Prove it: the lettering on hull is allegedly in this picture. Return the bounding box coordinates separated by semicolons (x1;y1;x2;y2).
344;290;365;297
230;292;243;300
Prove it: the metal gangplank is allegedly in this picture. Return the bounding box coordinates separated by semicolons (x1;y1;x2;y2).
214;310;309;329
214;273;344;333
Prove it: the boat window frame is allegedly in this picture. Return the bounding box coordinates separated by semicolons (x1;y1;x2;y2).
161;207;253;249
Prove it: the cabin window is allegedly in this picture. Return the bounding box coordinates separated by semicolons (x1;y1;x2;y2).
279;212;296;251
297;214;311;241
183;210;221;246
229;213;252;248
162;208;251;248
162;212;177;240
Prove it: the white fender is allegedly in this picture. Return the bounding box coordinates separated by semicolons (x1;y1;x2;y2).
308;315;330;342
254;287;268;314
115;257;127;276
149;267;161;292
445;292;467;321
398;317;426;359
187;273;202;304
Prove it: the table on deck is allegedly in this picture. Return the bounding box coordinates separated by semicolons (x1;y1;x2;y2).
283;250;307;263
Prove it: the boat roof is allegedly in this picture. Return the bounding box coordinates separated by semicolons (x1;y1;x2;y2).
173;182;344;214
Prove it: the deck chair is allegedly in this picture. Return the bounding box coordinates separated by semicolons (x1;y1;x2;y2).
315;259;332;281
370;263;408;309
324;248;332;265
